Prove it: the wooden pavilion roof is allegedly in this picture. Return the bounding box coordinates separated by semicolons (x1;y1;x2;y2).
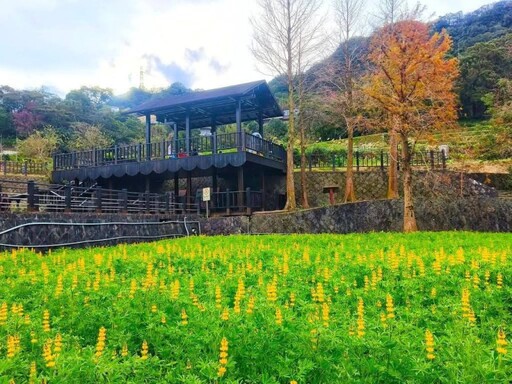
127;80;282;129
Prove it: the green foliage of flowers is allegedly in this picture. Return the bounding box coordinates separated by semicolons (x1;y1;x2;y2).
0;232;510;383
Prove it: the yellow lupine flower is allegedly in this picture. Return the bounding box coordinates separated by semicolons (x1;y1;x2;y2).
275;307;283;325
386;294;395;319
218;337;228;377
357;298;365;338
496;329;507;355
425;329;435;360
181;309;188;325
42;310;51;333
140;340;149;360
95;326;107;358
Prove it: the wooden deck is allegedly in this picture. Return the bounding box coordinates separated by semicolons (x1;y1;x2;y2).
52;132;286;183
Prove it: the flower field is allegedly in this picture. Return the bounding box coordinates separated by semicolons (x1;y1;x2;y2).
0;232;510;383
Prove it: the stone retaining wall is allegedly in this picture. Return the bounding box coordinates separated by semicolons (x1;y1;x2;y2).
0;213;201;250
1;197;509;250
249;197;512;234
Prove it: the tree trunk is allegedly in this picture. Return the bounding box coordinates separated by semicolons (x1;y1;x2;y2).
400;133;418;232
344;122;356;202
300;118;309;208
284;0;296;211
387;126;399;198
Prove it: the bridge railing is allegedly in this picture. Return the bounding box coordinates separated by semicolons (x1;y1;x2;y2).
0;179;199;215
53;132;286;171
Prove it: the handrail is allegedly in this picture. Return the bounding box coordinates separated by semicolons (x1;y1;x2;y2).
0;179;200;215
53;132;286;171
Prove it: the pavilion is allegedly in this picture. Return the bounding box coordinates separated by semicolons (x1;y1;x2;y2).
52;80;287;213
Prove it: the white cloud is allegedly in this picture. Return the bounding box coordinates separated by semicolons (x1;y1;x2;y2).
0;0;498;96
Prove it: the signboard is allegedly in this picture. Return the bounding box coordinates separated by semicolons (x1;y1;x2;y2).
202;187;211;202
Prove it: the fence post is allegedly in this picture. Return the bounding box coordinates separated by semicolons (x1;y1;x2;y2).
162;140;166;159
441;149;446;170
429;150;435;169
246;187;252;215
94;187;102;213
226;188;231;216
356;151;360;172
332;154;336;171
114;145;119;164
22;161;28;176
137;143;142;162
65;183;72;212
145;191;150;213
120;189;128;213
165;192;170;213
3;161;6;175
27;180;36;212
380;151;384;171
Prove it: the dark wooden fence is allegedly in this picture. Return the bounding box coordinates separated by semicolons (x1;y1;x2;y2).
294;150;447;171
1;161;49;176
53;132;287;171
0;180;264;216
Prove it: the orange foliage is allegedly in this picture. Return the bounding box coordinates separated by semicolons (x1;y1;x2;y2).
364;20;459;134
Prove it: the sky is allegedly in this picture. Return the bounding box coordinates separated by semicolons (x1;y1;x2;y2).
0;0;497;97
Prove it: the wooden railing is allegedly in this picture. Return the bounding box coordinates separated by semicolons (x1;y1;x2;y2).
294;150;447;171
53;133;286;171
1;161;49;176
0;180;199;214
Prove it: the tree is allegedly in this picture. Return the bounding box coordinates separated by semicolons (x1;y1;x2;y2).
16;126;60;162
330;0;367;203
374;0;426;199
251;0;324;210
69;122;113;151
458;34;512;119
364;21;458;232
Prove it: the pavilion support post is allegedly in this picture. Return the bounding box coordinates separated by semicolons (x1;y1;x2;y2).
211;116;217;154
185;112;191;154
145;113;151;160
174;123;178;155
261;170;266;211
174;174;179;212
258;109;264;138
237;166;244;211
212;167;218;207
186;172;192;211
236;99;242;152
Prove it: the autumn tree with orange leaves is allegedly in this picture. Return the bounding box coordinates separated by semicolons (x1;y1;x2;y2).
364;21;458;232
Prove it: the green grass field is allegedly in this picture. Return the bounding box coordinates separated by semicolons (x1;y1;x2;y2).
0;232;510;383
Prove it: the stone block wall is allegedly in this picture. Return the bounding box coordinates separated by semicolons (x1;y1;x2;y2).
293;170;497;207
0;213;201;250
